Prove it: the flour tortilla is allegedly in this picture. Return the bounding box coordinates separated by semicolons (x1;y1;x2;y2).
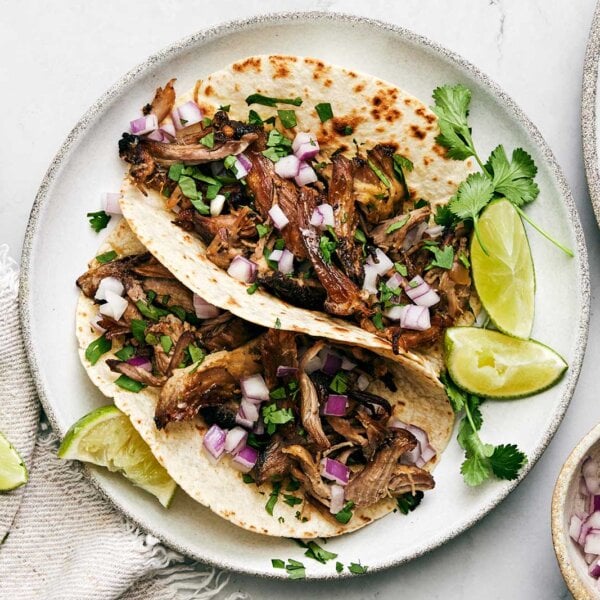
120;55;473;379
76;220;454;537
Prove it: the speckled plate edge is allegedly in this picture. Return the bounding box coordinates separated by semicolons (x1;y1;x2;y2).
582;0;600;228
552;423;600;600
19;11;590;579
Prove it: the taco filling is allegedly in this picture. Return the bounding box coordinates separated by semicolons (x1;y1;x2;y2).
118;69;477;355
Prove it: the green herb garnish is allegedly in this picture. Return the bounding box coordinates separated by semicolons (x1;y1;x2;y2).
200;132;215;148
329;371;348;394
334;501;354;524
114;345;135;361
371;311;385;330
367;159;391;188
160;335;173;354
130;319;148;343
275;317;282;329
396;491;424;514
115;375;145;393
243;474;255;484
341;125;354;135
283;495;302;507
246;282;259;295
248;109;263;125
336;561;344;573
348;562;368;575
385;215;409;235
304;541;337;564
425;244;454;271
278;109;297;129
187;343;205;365
286;478;300;492
262;403;294;435
95;250;117;264
441;372;527;486
85;335;111;365
319;233;337;264
256;223;271;238
272;558;285;569
246;93;303;107
285;559;306;579
394;262;408;276
87;211;111;233
315;102;334;122
265;481;281;515
168;162;184;181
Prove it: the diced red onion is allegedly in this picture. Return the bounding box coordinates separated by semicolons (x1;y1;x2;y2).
274;154;301;179
145;129;170;143
203;424;226;461
101;192;122;215
292;132;317;153
304;354;323;374
99;290;128;322
160;121;176;138
130;114;158;135
276;365;299;377
367;248;394;276
235;407;254;429
295;141;320;161
193;293;221;319
329;484;345;514
587;512;600;530
362;264;379;294
581;476;591;496
585;532;600;555
278;249;295;275
404;275;440;308
386;273;404;291
341;356;356;371
95;277;124;301
390;419;436;467
384;305;407;322
268;203;290;229
357;374;370;391
237;152;253;172
171;101;203;130
224;426;248;455
210;194;226;217
586;553;597;565
320;458;350;486
89;313;106;334
400;304;431;331
320;350;342;376
580;522;593;547
240;399;260;422
227;256;257;283
295;162;318;186
240;374;270;402
310;204;335;229
590;558;600;578
231;445;259;473
269;249;283;262
402;222;428;250
322;394;348;417
232;158;249;179
425;224;445;238
126;356;152;372
583;457;600;494
253;417;265;435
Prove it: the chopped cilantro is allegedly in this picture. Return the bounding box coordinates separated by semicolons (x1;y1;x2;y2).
248;109;263;125
434;204;457;227
265;481;281;515
87;211;111;233
272;559;285;569
396;491;424;514
295;510;308;522
115;375;145;393
315;102;334;122
286;478;300;492
269;386;287;400
275;317;282;329
425;244;454;271
130;319;148;343
385;215;409;235
246;282;259;295
242;474;255;484
160;335;173;354
283;495;302;507
262;147;287;162
187;343;205;365
367;159;391;188
458;251;470;269
319;233;337;264
341;125;353;135
95;250;117;264
218;104;231;112
256;223;271;238
114;345;135;361
336;561;344;573
277;109;297;129
354;228;367;244
372;311;385;330
201;117;212;127
246;93;302;107
262;403;294;435
392;154;414;199
267;129;293;148
285;559;306;579
348;562;368;575
200;132;215;148
329;371;348;394
394;262;408;276
304;541;337;564
334;501;354;524
168;162;184;181
414;199;429;209
85;335;111;366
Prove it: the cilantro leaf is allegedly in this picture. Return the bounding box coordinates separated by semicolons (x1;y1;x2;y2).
262;403;294;435
200;132;215;148
485;145;539;206
95;250;117;264
246;93;303;107
283;494;302;507
285;559;306;579
348;562;368;575
433;204;457;227
304;541;337;564
334;501;354;524
385;215;409;235
336;561;344;573
367;159;391;188
87;211;111;233
425;244;454;270
461;454;492;487
489;444;527;480
265;481;281;515
272;559;285;569
85;335;111;366
277;109;297;129
315;102;334;122
396;491;424;515
319;233;337;263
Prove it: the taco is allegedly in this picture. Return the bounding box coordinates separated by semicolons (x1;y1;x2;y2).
76;220;453;537
117;55;477;376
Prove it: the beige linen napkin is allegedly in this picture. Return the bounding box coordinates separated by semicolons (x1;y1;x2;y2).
0;245;248;600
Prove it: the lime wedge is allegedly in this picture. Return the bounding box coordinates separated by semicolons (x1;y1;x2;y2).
58;405;176;507
445;327;567;398
0;431;28;491
471;199;535;339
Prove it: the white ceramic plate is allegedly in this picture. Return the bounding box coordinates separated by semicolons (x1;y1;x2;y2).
20;12;589;579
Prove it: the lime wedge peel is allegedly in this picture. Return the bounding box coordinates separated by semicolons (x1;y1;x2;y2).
445;327;567;399
471;199;535;340
58;405;176;507
0;431;28;491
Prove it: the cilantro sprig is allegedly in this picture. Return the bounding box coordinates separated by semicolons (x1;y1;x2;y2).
441;372;527;486
432;84;572;256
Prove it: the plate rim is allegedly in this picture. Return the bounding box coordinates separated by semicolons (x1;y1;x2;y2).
19;10;590;579
582;0;600;229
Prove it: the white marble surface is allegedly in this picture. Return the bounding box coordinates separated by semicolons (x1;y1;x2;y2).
1;0;599;597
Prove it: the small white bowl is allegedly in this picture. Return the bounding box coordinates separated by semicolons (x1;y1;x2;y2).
552;423;600;599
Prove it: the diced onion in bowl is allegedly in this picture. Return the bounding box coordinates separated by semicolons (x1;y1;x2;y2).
193;293;221;319
227;256;257;283
130;114;158;135
95;277;124;301
101;192;122;215
268;204;290;229
171;101;203;129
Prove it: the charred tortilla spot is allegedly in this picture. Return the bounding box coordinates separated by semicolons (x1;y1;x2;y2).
269;56;292;78
324;78;333;88
354;83;365;93
404;98;413;106
232;57;262;73
410;125;426;140
432;176;439;182
376;126;385;133
385;109;402;123
204;85;214;96
433;143;448;157
371;108;381;120
373;96;383;107
423;156;433;166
